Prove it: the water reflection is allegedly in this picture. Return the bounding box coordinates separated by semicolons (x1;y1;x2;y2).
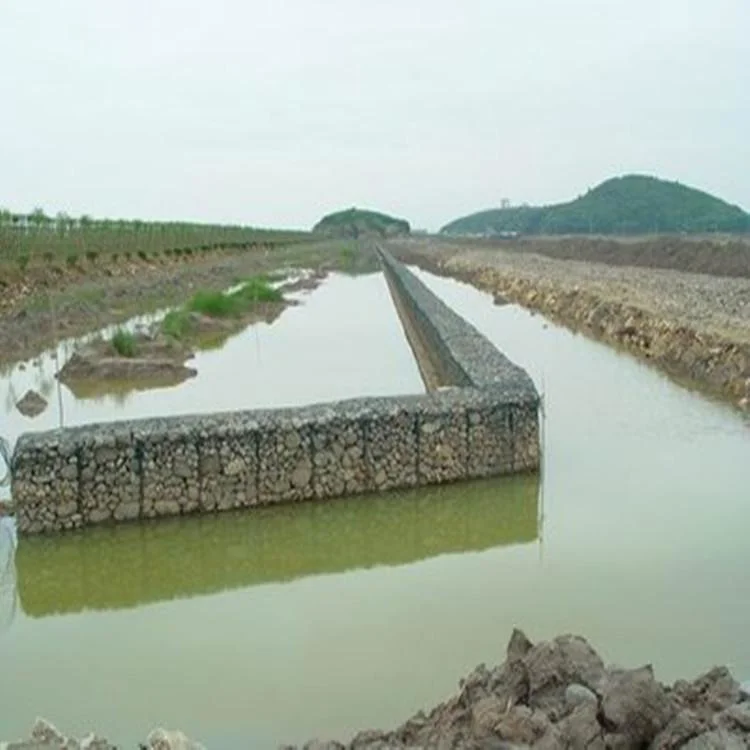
62;373;198;402
16;475;539;618
0;512;18;632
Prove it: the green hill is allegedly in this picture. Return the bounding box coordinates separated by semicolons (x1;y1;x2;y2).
313;208;410;238
441;175;749;236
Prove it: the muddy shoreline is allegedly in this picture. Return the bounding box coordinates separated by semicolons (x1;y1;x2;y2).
389;239;750;410
0;241;371;369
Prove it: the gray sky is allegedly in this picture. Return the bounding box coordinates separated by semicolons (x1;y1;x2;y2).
2;0;748;231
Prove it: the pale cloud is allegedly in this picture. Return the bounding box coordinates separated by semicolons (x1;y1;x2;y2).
1;0;748;230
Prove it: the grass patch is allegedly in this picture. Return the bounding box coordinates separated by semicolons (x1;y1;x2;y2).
232;276;282;304
111;329;138;358
161;276;282;341
161;310;192;339
187;277;281;317
187;290;238;317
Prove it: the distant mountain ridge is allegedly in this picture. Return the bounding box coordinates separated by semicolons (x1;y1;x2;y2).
313;208;410;238
441;175;749;236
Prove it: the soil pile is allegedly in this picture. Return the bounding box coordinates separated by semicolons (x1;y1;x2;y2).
57;335;196;386
288;630;750;749
15;389;48;418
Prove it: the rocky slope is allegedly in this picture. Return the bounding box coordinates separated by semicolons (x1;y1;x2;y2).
5;632;748;749
1;718;203;750
288;630;750;749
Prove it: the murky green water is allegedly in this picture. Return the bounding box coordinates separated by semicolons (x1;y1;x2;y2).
1;269;749;748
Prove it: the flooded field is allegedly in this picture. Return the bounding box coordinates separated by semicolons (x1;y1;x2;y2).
1;268;749;748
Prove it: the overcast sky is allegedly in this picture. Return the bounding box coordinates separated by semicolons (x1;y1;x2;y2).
1;0;748;230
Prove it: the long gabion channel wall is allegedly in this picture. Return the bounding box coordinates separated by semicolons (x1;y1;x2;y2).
11;252;540;535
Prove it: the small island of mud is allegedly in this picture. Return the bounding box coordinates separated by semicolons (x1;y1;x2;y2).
56;274;305;394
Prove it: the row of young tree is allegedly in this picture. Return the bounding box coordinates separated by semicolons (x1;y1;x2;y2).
0;207;307;266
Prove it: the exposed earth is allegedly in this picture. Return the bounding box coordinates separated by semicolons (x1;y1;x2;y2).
7;631;749;749
0;241;371;368
14;389;48;418
286;629;750;749
55;299;293;388
388;236;750;409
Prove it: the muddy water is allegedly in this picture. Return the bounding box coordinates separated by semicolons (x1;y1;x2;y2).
1;269;750;748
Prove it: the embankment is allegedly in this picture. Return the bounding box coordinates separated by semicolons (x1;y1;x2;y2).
391;240;750;409
0;240;367;368
436;233;750;278
11;252;539;534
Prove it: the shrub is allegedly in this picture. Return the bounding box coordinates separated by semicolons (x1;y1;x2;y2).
111;329;138;358
18;253;30;271
233;276;282;304
43;251;55;263
66;253;79;266
187;290;237;317
161;310;192;340
86;250;98;263
137;250;148;261
340;246;356;265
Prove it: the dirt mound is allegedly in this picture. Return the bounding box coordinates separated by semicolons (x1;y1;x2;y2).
15;389;48;418
3;717;205;750
288;630;750;749
57;335;196;387
446;234;750;279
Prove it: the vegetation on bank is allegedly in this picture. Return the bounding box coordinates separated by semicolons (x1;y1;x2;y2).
441;175;750;236
110;329;138;358
160;276;283;342
0;208;310;273
313;207;410;238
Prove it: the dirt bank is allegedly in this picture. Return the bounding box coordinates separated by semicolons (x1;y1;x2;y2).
436;233;750;278
55;296;292;390
389;239;750;410
0;241;372;368
289;630;750;749
56;334;197;386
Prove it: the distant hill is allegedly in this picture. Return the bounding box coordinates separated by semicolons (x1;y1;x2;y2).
313;208;410;238
441;175;750;236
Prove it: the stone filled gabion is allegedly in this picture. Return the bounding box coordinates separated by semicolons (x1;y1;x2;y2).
11;251;540;534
